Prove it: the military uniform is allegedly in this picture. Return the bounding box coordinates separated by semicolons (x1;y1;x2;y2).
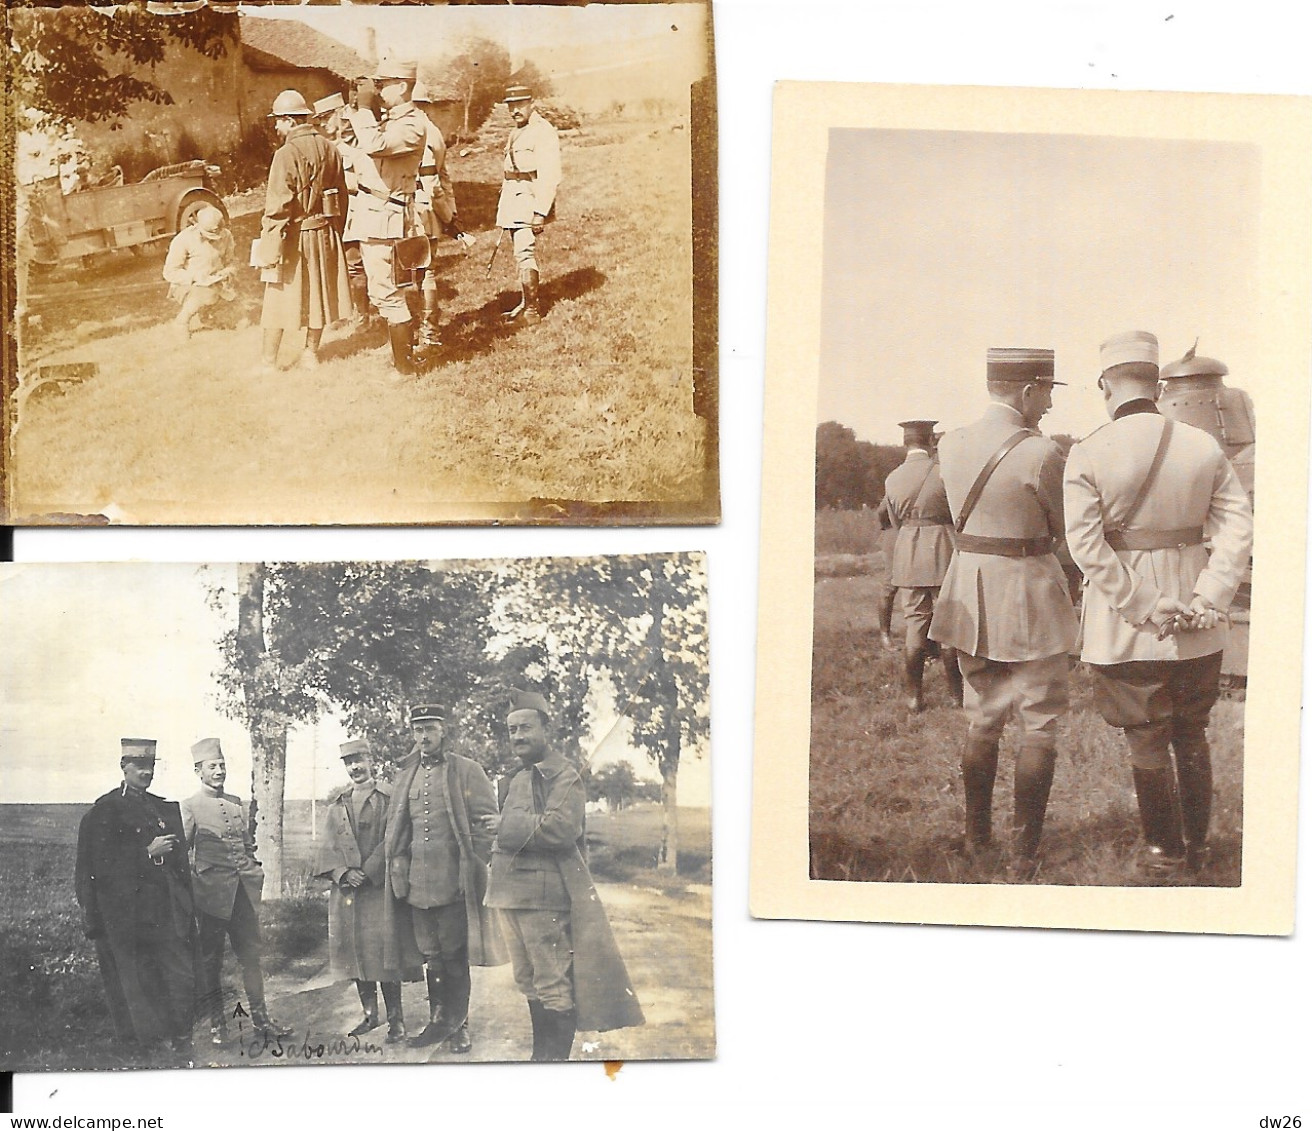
1064;330;1253;871
929;348;1079;867
486;691;643;1061
874;497;899;649
74;740;195;1051
181;737;287;1039
383;704;505;1052
883;420;961;709
496;87;562;323
162;211;235;335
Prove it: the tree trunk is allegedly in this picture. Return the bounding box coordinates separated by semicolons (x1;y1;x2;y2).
237;564;288;900
657;744;680;874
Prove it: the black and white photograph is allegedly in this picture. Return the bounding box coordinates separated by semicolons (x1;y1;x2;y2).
752;81;1309;934
2;2;717;525
0;554;713;1071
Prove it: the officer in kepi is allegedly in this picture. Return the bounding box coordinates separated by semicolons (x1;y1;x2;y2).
75;738;197;1060
496;85;562;326
882;418;962;711
929;348;1079;878
342;54;427;374
1063;331;1253;876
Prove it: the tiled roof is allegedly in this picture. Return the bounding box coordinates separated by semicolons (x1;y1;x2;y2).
240;16;371;82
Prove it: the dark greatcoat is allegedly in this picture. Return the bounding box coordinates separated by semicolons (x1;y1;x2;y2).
74;786;196;1042
382;752;508;969
314;781;423;983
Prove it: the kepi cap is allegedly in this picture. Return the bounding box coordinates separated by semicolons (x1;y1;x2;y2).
508;688;551;718
313;92;345;116
409;703;445;725
504;84;534;103
191;737;223;763
339;738;371;759
986;347;1063;385
897;419;938;447
121;738;157;762
1100;330;1159;374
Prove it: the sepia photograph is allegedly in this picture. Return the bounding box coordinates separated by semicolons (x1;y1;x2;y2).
751;82;1310;934
2;2;718;525
0;553;713;1071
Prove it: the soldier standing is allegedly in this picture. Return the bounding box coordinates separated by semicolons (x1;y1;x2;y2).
314;739;423;1043
873;497;899;652
496;85;562;325
1063;331;1253;875
929;348;1079;876
75;739;196;1059
342;56;427;375
254;89;352;372
181;738;292;1044
882;419;962;711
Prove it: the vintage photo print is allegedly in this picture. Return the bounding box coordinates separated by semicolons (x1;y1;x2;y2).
1;1;717;525
751;82;1310;934
0;553;712;1071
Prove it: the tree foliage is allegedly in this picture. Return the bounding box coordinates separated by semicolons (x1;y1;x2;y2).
815;421;902;510
588;761;643;810
8;4;235;129
431;37;554;138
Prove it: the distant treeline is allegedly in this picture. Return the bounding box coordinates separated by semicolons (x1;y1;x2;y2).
816;420;1076;511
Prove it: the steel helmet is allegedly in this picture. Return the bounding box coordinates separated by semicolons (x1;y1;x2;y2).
268;89;312;118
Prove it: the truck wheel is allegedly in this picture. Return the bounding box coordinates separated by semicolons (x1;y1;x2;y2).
176;191;228;232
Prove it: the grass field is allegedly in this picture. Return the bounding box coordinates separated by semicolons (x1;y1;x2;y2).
0;799;712;1071
809;556;1245;888
12;112;709;523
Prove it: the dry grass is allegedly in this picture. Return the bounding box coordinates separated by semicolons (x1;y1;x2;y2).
815;507;884;556
12;117;706;523
809;564;1245;887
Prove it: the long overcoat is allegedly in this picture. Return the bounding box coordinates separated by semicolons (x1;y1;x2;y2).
314;781;423;983
929;402;1079;661
257;123;352;331
1063;402;1253;665
382;752;507;969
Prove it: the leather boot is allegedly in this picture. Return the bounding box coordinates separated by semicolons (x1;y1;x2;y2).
442;958;472;1053
528;998;548;1061
877;586;897;651
414;288;442;364
251;1005;293;1039
409;967;454;1047
349;277;373;330
387;320;415;375
1132;765;1187;873
903;643;927;713
381;981;405;1044
1012;739;1057;873
349;979;380;1036
941;647;964;708
961;735;999;853
523;268;542;323
540;1007;576;1062
1173;741;1213;870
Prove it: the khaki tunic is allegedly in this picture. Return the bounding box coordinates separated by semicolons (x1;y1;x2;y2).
929;403;1079;661
496;111;562;229
884;450;955;588
1064;405;1253;665
341;104;426;241
180;787;264;920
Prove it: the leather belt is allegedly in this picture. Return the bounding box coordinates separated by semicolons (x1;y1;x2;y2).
418;164;438;176
356;183;409;207
297;214;330;231
954;534;1055;558
901;517;950;528
504;170;536;181
1105;526;1204;552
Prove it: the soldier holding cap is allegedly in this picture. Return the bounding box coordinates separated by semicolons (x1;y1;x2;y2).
882;419;962;711
74;739;196;1058
929;348;1079;876
1063;331;1253;875
341;54;428;374
253;88;352;373
381;702;504;1054
180;737;292;1043
496;85;562;326
314;738;422;1042
483;690;643;1061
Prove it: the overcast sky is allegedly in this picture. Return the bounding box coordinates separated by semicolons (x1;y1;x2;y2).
1;563;709;807
817;129;1260;443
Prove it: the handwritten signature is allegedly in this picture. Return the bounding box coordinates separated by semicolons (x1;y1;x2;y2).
243;1028;383;1060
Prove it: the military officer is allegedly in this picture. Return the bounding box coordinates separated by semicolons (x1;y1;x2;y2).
314;739;422;1043
1064;331;1253;874
341;55;427;374
181;738;292;1043
929;348;1079;875
382;703;505;1054
873;497;899;652
75;739;196;1058
883;419;962;711
496;85;562;325
483;690;644;1061
253;89;352;372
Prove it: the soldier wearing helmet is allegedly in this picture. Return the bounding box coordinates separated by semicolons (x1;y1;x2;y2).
341;55;428;375
253;89;352;372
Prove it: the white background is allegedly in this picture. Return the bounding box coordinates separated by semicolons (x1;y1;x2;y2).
10;1;1311;1127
